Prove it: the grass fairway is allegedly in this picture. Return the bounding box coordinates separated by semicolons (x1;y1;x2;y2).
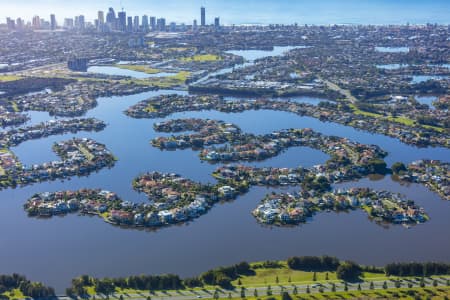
349;104;445;133
125;71;191;88
0;75;22;82
77;145;94;161
231;262;339;287
152;71;191;88
181;54;222;62
116;64;161;74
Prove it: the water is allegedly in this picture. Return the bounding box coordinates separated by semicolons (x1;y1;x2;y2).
194;46;301;84
1;48;450;292
25;88;52;97
376;64;409;70
225;95;331;106
416;95;438;109
227;46;306;62
87;66;175;78
375;47;410;53
411;75;448;83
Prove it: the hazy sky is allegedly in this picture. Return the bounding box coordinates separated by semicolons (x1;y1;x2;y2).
1;0;449;25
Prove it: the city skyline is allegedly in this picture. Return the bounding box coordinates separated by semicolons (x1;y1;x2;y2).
4;5;221;32
1;0;450;26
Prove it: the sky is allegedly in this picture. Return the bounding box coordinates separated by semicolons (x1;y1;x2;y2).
1;0;450;25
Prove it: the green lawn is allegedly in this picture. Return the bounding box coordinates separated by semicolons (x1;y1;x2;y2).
77;145;94;161
231;262;339;287
349;104;445;133
124;71;191;88
1;288;25;299
10;101;19;112
181;54;222;62
0;75;22;82
116;64;161;74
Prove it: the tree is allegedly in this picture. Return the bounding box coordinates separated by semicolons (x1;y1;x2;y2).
281;291;292;300
213;290;219;299
95;278;115;296
325;272;329;280
344;282;348;291
293;286;298;295
276;276;279;284
357;283;361;290
288;276;291;283
267;285;272;296
65;287;76;298
366;158;388;174
313;272;317;281
336;261;362;281
370;281;374;289
240;287;245;298
420;277;425;288
331;283;336;292
433;279;438;287
237;278;242;285
391;162;407;174
306;285;310;293
253;289;258;297
382;281;388;289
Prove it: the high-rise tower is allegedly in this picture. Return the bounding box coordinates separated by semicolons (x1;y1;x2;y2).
201;7;206;26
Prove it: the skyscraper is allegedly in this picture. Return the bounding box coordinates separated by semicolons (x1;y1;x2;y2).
77;15;85;30
193;19;198;31
127;16;133;32
170;22;176;32
214;17;220;28
32;16;41;29
201;7;206;26
16;18;24;30
133;16;140;32
97;11;104;31
64;18;74;29
150;17;156;31
142;15;149;32
106;7;116;30
156;18;166;31
118;11;126;31
6;18;15;30
98;11;104;24
50;14;57;30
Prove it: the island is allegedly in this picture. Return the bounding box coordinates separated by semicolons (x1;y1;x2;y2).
126;94;449;148
0;138;116;189
253;188;428;226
